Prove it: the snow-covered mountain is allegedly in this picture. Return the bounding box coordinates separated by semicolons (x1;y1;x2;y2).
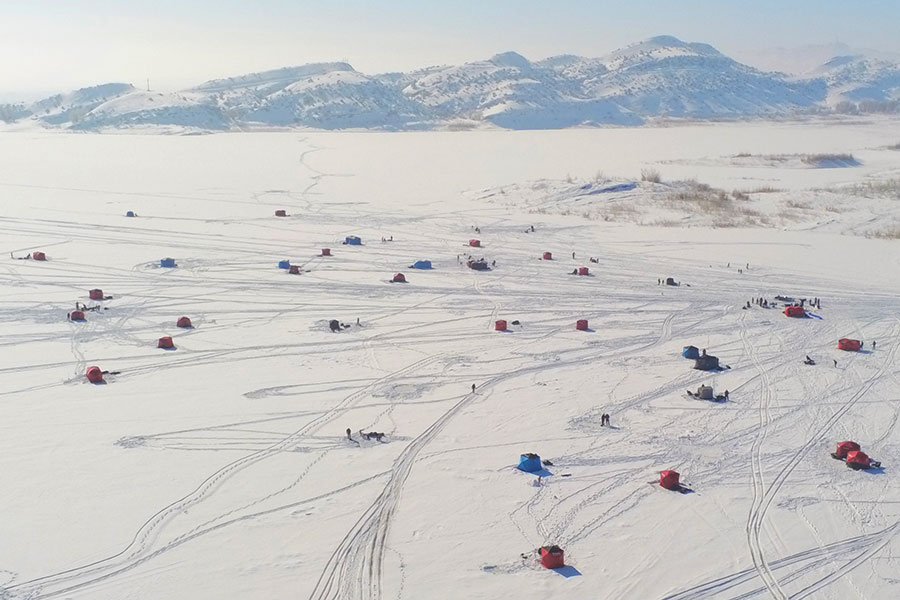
811;55;900;108
6;36;900;132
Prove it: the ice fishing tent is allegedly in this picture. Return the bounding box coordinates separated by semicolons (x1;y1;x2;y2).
682;346;700;359
518;453;542;473
275;209;287;217
176;316;192;328
784;305;806;318
289;265;300;274
578;267;590;276
540;546;565;569
321;248;331;256
576;319;589;331
833;441;860;459
157;336;174;349
542;252;552;260
467;259;489;271
495;319;508;331
838;338;861;351
278;259;291;269
69;310;85;321
345;236;362;245
698;385;714;400
329;319;341;332
665;277;677;286
392;273;407;283
846;450;871;469
85;366;103;383
160;257;176;268
694;355;720;371
412;260;432;269
126;210;136;217
469;239;481;247
89;289;104;300
32;251;46;261
659;470;680;490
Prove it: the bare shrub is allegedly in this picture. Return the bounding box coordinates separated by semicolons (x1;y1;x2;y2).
750;186;781;193
732;190;750;201
641;168;661;183
887;143;900;151
873;226;900;239
784;199;811;209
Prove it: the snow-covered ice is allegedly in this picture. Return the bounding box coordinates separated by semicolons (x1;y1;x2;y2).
1;121;900;599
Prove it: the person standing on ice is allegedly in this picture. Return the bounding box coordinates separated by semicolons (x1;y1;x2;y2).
833;359;838;368
572;251;575;259
346;428;353;441
873;340;876;350
471;383;476;393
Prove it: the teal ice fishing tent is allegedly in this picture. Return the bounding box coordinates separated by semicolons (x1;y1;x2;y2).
160;257;176;268
518;453;542;473
278;259;291;269
412;260;432;269
682;345;699;359
345;236;362;246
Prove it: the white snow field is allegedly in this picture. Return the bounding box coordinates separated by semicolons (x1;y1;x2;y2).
2;121;900;600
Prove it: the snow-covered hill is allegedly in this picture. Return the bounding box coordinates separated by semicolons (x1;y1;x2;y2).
7;36;900;132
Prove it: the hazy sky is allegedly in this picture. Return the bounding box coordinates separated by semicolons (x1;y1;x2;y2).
3;0;900;98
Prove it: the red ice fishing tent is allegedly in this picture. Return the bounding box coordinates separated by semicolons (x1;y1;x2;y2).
495;319;507;331
846;450;871;469
275;210;287;217
784;305;806;318
289;265;300;274
578;267;590;276
321;248;331;256
89;289;104;300
542;252;552;260
469;239;481;247
539;545;565;569
576;319;589;331
85;366;103;383
833;441;860;459
838;338;861;351
157;336;174;349
69;310;85;321
660;470;680;490
176;316;192;328
32;251;47;261
392;273;406;283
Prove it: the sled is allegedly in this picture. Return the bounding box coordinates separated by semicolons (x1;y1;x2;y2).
847;459;881;470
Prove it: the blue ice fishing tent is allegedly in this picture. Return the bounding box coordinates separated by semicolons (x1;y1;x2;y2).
345;236;362;246
518;453;542;473
682;345;699;359
160;257;176;268
278;259;291;269
412;260;432;269
125;210;136;217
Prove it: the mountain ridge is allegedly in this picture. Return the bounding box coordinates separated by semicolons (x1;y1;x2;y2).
2;35;899;132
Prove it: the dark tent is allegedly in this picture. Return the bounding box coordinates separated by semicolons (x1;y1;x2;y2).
665;277;678;286
89;289;104;300
467;259;489;271
784;305;806;318
33;251;47;261
660;470;680;490
540;546;565;569
576;319;589;331
392;273;407;283
321;248;331;256
329;319;341;332
838;338;861;351
86;366;104;383
694;355;720;371
517;453;542;473
698;385;714;400
289;265;300;274
275;209;287;217
160;257;176;268
846;450;871;469
126;210;136;217
345;236;362;245
682;345;699;359
832;441;860;459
